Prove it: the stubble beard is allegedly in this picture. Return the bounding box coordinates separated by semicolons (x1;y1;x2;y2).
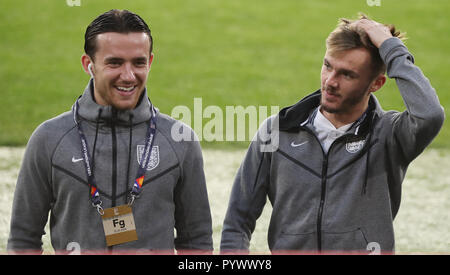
320;84;371;115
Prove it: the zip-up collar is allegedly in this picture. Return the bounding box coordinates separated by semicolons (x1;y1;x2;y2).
72;79;158;208
278;89;383;201
75;79;154;126
301;105;368;135
278;89;383;136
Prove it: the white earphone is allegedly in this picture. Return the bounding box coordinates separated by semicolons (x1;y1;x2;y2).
87;63;94;78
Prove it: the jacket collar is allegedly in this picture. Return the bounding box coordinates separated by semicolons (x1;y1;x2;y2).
278;89;383;135
75;79;154;125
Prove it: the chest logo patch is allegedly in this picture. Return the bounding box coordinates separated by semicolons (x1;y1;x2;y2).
137;145;159;170
345;139;365;154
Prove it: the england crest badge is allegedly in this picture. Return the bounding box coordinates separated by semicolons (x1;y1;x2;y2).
137;145;159;170
345;139;365;154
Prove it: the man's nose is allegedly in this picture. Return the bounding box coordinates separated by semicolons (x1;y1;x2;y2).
120;63;136;82
325;71;339;89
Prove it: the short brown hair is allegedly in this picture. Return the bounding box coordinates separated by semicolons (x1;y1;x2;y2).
326;13;406;77
84;9;153;60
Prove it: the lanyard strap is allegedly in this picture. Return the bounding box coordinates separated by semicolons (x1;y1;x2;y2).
130;106;157;203
73;99;157;214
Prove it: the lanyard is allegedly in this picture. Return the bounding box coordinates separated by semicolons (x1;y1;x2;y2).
73;99;157;215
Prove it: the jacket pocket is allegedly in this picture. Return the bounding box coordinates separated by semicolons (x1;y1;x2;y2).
322;228;369;253
272;231;317;253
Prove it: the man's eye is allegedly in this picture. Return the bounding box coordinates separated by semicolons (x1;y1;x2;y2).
108;62;121;67
343;72;354;79
107;59;122;65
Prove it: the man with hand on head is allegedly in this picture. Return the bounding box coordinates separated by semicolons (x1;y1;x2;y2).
221;14;444;254
8;9;212;254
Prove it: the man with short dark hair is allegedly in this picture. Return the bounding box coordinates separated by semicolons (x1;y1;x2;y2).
220;15;444;254
8;9;213;254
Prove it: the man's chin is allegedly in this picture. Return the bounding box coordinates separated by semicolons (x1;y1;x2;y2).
320;98;340;114
111;88;145;110
110;99;139;111
116;105;137;111
321;105;339;114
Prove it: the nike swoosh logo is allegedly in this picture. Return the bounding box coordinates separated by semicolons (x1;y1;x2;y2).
290;141;308;147
71;157;84;163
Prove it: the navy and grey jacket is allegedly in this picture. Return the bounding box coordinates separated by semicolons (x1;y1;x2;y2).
8;81;213;253
221;37;444;253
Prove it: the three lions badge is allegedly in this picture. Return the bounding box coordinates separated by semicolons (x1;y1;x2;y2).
345;138;365;154
137;145;159;170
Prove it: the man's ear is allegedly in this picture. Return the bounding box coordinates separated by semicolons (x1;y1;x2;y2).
369;74;386;93
81;54;94;76
148;53;154;70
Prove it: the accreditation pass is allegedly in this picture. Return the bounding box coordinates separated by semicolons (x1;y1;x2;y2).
101;204;138;246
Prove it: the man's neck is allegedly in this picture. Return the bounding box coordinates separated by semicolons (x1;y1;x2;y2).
320;103;368;129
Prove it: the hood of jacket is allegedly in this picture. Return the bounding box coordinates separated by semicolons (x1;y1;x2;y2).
276;89;387;198
277;89;385;136
75;79;154;126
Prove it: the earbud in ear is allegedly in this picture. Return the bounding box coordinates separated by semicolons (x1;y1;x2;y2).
88;63;94;78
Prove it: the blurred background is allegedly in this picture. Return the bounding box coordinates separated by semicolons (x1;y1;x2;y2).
1;0;449;148
0;0;449;254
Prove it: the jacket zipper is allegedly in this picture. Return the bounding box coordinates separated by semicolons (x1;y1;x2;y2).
108;111;118;252
111;111;118;207
301;126;327;252
316;157;328;252
302;126;357;252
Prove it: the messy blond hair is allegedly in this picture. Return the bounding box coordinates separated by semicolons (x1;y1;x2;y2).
326;13;406;78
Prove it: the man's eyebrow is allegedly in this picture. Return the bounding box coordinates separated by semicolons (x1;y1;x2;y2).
133;56;148;62
104;57;148;63
339;68;359;77
104;57;124;63
324;58;359;77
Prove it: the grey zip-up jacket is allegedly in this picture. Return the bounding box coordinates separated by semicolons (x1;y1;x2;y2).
221;37;444;254
8;81;213;254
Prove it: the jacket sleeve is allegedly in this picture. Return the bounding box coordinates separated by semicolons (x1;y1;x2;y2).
220;117;273;253
7;122;53;253
173;129;213;253
380;37;445;163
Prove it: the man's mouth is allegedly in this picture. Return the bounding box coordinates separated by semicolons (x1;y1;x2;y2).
323;87;340;99
114;85;137;94
326;90;339;96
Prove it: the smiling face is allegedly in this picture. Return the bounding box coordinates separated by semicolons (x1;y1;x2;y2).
82;32;153;110
320;47;385;126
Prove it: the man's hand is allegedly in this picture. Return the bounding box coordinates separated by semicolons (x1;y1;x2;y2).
354;19;393;48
